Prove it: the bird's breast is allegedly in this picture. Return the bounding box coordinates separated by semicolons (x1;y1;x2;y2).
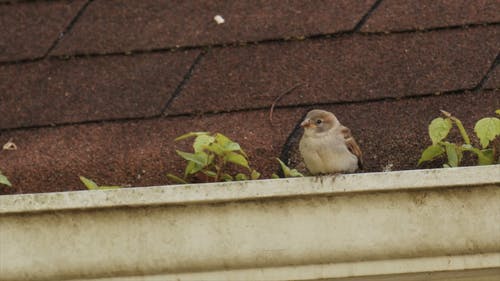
299;133;358;174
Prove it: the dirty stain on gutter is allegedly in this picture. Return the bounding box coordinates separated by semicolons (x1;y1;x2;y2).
0;166;499;281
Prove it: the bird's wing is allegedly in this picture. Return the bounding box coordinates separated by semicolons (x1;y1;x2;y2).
341;126;363;169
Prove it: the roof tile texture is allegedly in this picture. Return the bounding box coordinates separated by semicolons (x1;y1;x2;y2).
0;0;85;61
166;26;499;115
0;109;297;194
362;0;500;32
53;0;376;55
484;64;500;89
1;90;497;194
0;1;499;195
0;51;199;129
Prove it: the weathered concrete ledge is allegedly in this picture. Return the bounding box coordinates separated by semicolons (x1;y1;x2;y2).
1;165;499;281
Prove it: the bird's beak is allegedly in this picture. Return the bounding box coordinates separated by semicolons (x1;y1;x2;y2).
300;119;313;128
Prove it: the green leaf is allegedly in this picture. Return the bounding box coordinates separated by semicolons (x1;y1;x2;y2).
457;146;463;164
175;132;209;141
496;109;500;115
429;117;452;145
214;133;232;146
207;153;215;166
462;144;473;150
202;170;217;178
223;142;248;157
271;173;280;179
474;117;500;148
80;176;99;190
250;169;261;180
205;142;224;155
222;141;242;152
221;173;234;181
224;152;250;169
418;144;445;165
443;142;459;167
276;158;304;177
276;158;291;175
462;145;494;165
0;172;12;187
193;134;215;153
184;160;204;176
176;150;208;166
235;173;248;181
185;161;195;176
239;148;248;158
288;169;304;177
79;176;121;190
215;133;247;157
167;173;189;184
477;149;494;165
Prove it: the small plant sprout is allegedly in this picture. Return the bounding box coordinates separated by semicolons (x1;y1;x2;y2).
167;132;261;184
272;158;304;178
0;170;12;187
418;110;500;167
79;176;122;190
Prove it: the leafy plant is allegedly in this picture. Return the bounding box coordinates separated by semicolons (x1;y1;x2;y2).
272;158;304;178
0;170;11;187
79;176;122;190
167;132;261;183
418;110;500;167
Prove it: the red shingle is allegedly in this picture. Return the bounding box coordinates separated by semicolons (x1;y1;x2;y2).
0;51;199;129
0;109;299;194
52;0;375;55
484;64;500;89
165;26;499;115
362;0;500;32
0;0;85;61
1;90;497;195
1;0;498;195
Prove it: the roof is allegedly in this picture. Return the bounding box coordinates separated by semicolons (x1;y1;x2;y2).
0;0;499;194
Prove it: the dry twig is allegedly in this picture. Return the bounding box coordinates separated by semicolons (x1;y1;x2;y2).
269;83;304;126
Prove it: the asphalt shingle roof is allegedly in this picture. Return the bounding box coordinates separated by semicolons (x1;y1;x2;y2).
0;0;499;194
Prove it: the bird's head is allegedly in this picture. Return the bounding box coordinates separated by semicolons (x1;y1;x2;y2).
300;109;339;135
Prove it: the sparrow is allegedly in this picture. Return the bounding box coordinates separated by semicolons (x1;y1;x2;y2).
299;109;363;175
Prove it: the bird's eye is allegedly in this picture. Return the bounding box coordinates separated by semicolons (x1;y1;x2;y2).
316;119;322;125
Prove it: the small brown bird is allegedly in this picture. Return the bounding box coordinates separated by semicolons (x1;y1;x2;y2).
299;110;363;175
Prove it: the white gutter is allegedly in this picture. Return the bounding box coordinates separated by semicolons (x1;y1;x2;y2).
1;165;499;280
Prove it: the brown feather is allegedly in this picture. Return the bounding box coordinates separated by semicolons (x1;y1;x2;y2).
341;126;363;169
